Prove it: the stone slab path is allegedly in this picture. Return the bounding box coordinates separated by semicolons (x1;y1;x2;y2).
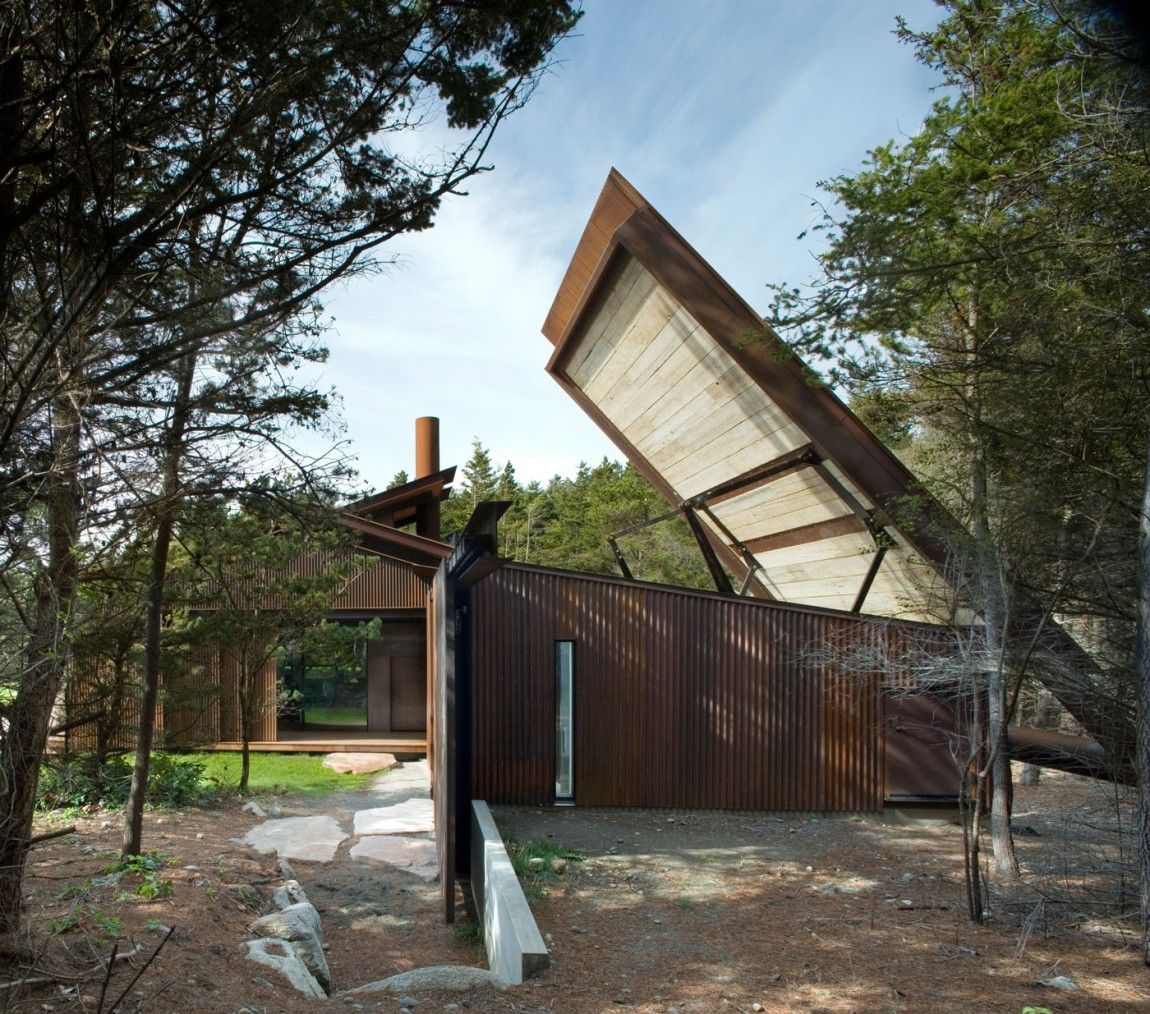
353;796;435;835
349;835;438;880
239;758;438;879
243;815;348;863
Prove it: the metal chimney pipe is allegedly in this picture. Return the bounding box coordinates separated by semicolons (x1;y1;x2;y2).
414;416;441;540
415;416;439;480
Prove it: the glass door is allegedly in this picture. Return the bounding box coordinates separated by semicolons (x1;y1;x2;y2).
555;641;574;801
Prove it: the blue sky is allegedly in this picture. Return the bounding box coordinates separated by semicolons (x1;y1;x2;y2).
311;0;942;489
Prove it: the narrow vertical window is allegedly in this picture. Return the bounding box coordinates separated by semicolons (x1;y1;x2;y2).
555;641;574;802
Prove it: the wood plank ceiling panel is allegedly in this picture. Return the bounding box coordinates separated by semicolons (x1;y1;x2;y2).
544;171;961;623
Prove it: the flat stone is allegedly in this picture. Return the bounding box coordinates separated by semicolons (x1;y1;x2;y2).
343;965;505;995
245;938;326;998
353;797;434;836
243;815;348;863
350;835;438;880
323;752;398;775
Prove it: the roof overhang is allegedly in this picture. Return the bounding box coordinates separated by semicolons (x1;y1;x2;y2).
337;512;452;577
344;466;456;528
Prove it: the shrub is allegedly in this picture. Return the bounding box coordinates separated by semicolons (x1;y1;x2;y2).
37;753;215;811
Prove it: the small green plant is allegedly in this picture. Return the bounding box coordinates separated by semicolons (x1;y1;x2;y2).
47;913;81;934
48;905;121;939
503;836;583;903
106;852;174;900
90;909;123;935
454;920;479;941
675;898;693;910
37;752;216;811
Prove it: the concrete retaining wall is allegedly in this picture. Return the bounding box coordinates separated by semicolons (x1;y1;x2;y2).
470;800;549;985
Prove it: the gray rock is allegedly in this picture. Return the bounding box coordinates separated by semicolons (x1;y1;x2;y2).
225;884;263;911
1040;975;1078;991
272;879;310;909
244;938;325;998
352;798;434;836
242;801;267;818
527;857;545;873
251;901;321;941
399;997;418;1010
349;835;438;880
343;965;506;995
250;902;331;990
276;858;296;879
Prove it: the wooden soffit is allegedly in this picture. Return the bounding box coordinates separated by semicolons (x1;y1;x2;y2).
542;169;964;622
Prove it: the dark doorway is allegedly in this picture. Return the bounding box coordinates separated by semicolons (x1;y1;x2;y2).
366;620;427;734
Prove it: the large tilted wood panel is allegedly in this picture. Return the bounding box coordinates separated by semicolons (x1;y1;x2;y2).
553;249;951;622
470;565;910;812
544;171;963;624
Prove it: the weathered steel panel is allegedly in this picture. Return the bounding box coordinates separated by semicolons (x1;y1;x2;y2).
471;565;949;812
196;549;429;613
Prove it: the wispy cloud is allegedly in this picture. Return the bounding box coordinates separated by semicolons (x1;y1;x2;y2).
314;0;941;488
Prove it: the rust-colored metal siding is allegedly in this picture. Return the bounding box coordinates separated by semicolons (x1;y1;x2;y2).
472;565;944;812
334;552;430;610
196;549;429;612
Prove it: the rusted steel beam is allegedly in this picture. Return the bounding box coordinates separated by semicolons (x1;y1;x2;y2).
683;507;734;595
743;514;867;555
697;503;773;599
691;444;818;507
850;546;888;614
607;534;635;582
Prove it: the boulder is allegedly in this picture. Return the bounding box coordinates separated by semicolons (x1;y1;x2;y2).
343;965;506;995
250;902;331;990
243;815;348;863
350;835;438;880
245;938;325;998
353;798;435;836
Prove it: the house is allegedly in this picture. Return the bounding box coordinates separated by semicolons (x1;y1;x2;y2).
67;171;1113;920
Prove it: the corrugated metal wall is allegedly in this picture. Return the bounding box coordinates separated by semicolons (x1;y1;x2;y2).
195;549;429;612
471;565;940;812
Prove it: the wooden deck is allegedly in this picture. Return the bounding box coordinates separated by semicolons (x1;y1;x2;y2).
205;730;427;756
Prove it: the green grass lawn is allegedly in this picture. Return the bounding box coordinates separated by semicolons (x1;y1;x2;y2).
301;705;366;728
181;752;379;796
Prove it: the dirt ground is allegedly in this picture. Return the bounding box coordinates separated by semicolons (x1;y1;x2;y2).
4;766;1148;1013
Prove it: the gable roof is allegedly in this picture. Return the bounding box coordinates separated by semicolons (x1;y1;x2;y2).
543;169;962;623
344;466;456;528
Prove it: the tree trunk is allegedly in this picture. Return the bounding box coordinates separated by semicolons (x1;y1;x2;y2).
1135;431;1150;965
122;353;196;857
963;686;987;922
971;444;1020;879
0;386;82;938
